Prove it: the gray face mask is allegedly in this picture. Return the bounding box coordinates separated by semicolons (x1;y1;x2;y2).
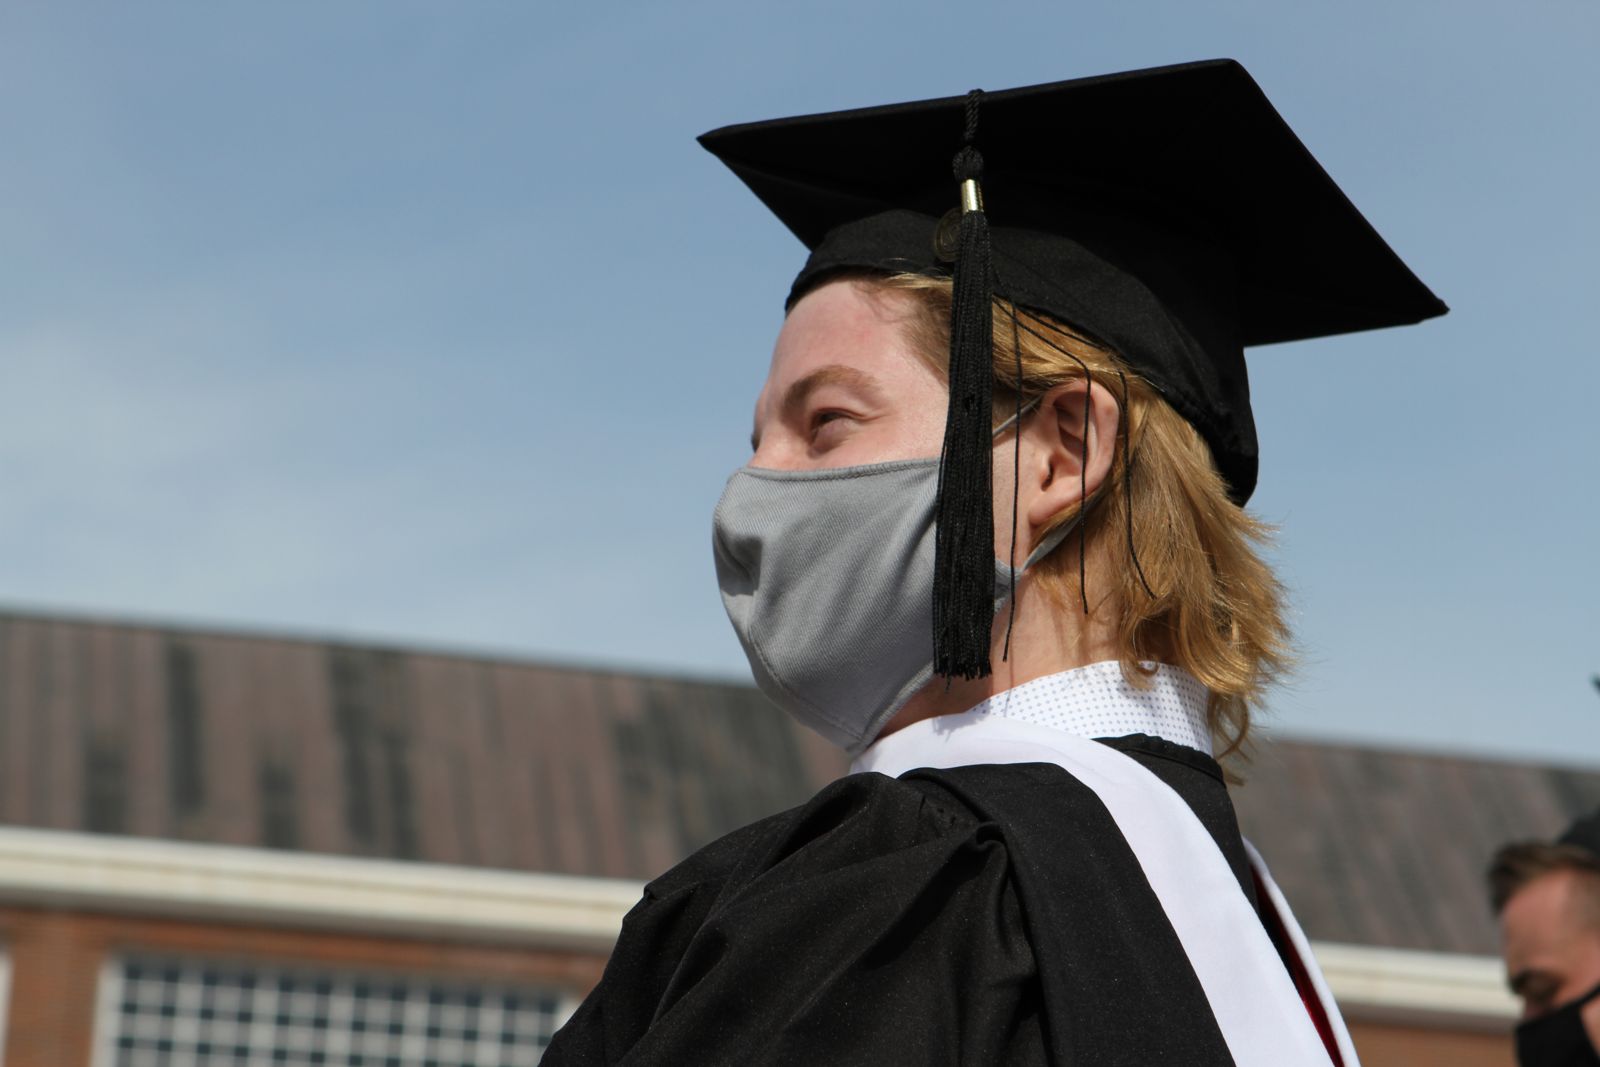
712;427;1078;754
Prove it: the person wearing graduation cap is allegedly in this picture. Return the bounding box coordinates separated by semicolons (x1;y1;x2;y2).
1489;810;1600;1066
544;59;1445;1066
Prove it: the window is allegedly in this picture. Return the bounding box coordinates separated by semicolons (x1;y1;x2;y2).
96;954;570;1067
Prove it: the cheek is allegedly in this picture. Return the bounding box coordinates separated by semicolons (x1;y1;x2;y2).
1582;992;1600;1048
1569;944;1600;1006
883;345;951;451
856;398;946;464
990;439;1038;560
894;392;948;455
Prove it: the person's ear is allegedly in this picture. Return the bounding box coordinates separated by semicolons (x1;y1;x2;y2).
1021;378;1121;531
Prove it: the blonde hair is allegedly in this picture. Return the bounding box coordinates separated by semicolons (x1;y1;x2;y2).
871;272;1291;760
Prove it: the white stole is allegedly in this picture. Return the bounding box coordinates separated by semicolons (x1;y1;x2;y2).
855;711;1356;1067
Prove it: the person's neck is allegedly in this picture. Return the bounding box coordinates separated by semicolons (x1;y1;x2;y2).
876;578;1120;740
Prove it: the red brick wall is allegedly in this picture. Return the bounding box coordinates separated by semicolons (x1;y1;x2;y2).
0;905;608;1067
1348;1018;1513;1066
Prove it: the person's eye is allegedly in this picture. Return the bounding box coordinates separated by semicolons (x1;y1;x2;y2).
809;409;851;442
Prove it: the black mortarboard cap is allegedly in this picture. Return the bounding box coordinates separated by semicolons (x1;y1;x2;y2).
699;59;1447;681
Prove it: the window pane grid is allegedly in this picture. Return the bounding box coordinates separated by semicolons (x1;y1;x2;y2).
104;955;563;1067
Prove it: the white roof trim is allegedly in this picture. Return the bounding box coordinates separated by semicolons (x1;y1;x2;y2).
0;826;1519;1026
1312;941;1517;1029
0;825;641;952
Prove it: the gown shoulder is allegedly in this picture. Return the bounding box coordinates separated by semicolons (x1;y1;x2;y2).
544;763;1233;1066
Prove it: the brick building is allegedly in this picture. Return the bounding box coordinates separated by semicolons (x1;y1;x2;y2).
0;608;1587;1065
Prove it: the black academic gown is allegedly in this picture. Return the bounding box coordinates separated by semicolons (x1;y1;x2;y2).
544;736;1287;1067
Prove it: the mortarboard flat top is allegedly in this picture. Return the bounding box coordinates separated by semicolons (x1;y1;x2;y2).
699;58;1448;504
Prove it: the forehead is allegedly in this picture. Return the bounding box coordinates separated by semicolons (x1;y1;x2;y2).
759;280;937;409
782;277;930;363
1504;870;1600;959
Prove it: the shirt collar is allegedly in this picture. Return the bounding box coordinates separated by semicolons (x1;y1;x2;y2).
851;661;1212;776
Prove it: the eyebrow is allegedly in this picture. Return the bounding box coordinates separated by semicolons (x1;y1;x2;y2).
750;364;884;451
1510;968;1553;997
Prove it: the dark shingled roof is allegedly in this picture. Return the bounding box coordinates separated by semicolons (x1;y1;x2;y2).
1234;739;1600;955
0;611;842;878
1;609;1591;956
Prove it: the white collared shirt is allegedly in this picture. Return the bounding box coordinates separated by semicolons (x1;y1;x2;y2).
852;660;1213;777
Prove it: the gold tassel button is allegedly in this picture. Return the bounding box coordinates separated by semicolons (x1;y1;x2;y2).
960;178;984;214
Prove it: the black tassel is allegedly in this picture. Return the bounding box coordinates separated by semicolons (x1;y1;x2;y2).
932;90;995;680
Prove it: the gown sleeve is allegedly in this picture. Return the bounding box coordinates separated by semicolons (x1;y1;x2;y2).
541;772;1047;1067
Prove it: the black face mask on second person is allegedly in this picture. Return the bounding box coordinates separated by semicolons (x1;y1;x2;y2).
1518;982;1600;1067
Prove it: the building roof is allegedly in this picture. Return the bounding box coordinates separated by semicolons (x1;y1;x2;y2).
0;609;1591;956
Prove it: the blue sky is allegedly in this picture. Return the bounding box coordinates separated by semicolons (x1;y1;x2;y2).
2;1;1596;764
